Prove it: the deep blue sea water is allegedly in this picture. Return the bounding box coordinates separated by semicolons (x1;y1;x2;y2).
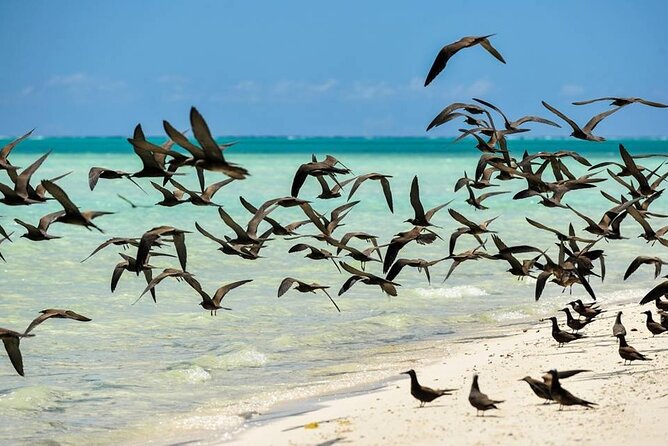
0;136;666;444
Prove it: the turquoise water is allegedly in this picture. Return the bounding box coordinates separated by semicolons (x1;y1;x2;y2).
0;137;667;445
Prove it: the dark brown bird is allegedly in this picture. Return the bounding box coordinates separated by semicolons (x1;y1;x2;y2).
290;155;350;198
14;212;63;241
183;276;252;315
339;261;400;297
0;151;52;206
135;226;190;273
164;107;249;180
195;222;267;260
448;209;497;255
572;96;668;108
406;176;451;226
642;310;667;336
560;308;592;333
0;327;34;376
338;173;394;213
548;317;585;347
468;374;503;416
41;180;113;232
519;376;552;403
424;35;505;86
385;257;447;284
623;256;668;280
88;167;145;192
278;277;340;312
169;178;234;206
23;309;91;335
545;370;596;410
150;181;187;207
383;226;439;274
0;128;33;171
80;237;141;262
464;183;508;210
443;243;490;282
639;280;668;305
137;268;194;303
617;334;651;365
541;101;621;142
0;230;11;261
520;369;590;403
568;300;603;320
472;97;561;133
401;369;456;407
288;243;341;272
612;311;626;337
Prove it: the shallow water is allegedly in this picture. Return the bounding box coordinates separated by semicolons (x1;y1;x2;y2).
0;136;666;444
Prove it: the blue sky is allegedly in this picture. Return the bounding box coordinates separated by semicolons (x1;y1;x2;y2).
1;0;667;136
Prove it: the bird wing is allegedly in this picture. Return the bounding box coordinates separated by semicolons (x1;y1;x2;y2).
202;178;235;200
212;279;253;305
195;222;228;247
541;101;582;134
409;176;427;223
448;208;476;229
338;276;362;296
424;40;467;86
110;261;127;292
277;277;297;297
640;280;668;305
582;106;622;133
291;164;310;198
379;176;394;213
217;207;249;241
172;232;188;272
41;180;80;215
571;97;616;106
23;313;52;335
0;128;34;160
479;37;505;64
190;107;225;161
163;119;206;159
2;337;24;376
385;259;408;282
319;288;341;312
15;151;51;197
38;211;65;232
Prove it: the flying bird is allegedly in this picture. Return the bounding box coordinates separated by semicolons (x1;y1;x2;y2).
424;35;505;86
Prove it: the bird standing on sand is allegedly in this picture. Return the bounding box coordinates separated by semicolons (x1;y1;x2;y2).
401;369;456;408
641;310;667;336
616;335;651;365
468;374;503;416
519;369;590;404
545;369;596;410
424;35;505;86
612;311;626;337
547;317;585;347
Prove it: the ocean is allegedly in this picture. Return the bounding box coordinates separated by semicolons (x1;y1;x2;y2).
0;136;666;445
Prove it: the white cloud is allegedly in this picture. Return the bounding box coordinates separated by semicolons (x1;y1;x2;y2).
20;86;34;96
46;72;89;87
345;81;395;100
560;83;585;96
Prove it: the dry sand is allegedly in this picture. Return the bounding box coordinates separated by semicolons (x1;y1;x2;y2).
227;299;667;445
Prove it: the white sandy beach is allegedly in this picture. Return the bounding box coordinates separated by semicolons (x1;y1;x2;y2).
228;298;667;445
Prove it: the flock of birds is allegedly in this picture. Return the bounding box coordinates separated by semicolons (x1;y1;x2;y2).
0;34;666;430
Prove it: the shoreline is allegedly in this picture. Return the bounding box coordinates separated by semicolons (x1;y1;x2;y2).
224;297;666;445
